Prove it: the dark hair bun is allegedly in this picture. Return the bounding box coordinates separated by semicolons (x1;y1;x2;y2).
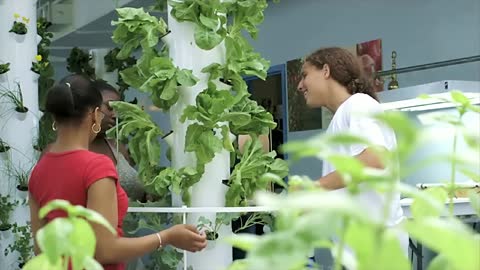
45;74;102;123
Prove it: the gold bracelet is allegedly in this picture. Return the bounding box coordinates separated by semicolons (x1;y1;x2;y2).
155;233;162;251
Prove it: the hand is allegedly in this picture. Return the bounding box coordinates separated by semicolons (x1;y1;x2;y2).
160;224;207;252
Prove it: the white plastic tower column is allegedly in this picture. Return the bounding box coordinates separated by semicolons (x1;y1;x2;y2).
165;3;233;270
90;48;118;87
0;0;39;268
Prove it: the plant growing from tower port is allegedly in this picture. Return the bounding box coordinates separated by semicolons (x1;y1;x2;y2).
0;62;10;74
0;195;17;231
227;91;480;270
109;1;283;205
5;223;33;269
36;17;55;111
104;47;136;99
9;13;29;35
0;137;11;153
0;81;28;113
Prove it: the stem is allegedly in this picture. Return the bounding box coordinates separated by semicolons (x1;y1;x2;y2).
449;128;459;216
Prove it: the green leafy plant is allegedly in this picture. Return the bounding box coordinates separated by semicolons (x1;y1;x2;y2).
197;212;273;241
34;112;56;152
0;81;28;113
36;17;55;111
31;55;51;75
0;62;10;74
197;213;239;241
104;47;136;99
5;223;33;269
111;7;169;60
106;101;164;189
227;91;480;270
109;1;281;206
0;137;11;153
226;137;288;206
0;195;17;231
119;47;198;111
22;199;115;270
66;47;95;79
9;21;28;35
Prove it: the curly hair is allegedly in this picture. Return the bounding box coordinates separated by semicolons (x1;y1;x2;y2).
305;47;378;101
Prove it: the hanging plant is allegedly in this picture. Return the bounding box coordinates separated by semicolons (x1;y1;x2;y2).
34;112;56;152
66;47;96;79
9;13;29;35
0;62;10;74
31;54;50;75
0;195;17;231
0;81;28;113
0;138;10;153
4;223;33;268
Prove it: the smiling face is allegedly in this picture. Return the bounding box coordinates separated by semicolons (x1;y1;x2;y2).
296;61;331;108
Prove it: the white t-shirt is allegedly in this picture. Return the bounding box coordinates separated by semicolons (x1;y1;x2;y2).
322;94;408;268
322;93;404;227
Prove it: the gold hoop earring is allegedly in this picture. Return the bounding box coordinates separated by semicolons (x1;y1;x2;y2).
92;123;101;134
52;121;57;131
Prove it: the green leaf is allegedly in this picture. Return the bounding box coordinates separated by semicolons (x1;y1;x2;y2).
226;234;260;251
194;24;223;50
199;13;219;30
176;69;199;86
70;206;116;234
404;217;480;270
450;90;470;106
69;219;97;270
427;255;453;270
185;124;223;164
410;187;448;219
36;218;73;264
220;125;235;152
22;254;63;270
38;199;72;218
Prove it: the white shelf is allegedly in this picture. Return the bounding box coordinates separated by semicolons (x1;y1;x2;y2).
127;206;278;214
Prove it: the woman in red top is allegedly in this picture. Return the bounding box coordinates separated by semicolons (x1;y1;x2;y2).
29;74;207;270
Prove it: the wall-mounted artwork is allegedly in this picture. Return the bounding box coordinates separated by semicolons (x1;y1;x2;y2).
287;38;383;132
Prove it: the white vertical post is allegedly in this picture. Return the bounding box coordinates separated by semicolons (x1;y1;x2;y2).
0;0;38;268
90;48;118;86
166;3;233;270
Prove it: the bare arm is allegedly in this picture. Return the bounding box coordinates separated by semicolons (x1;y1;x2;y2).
87;178;206;264
29;196;47;255
317;147;385;190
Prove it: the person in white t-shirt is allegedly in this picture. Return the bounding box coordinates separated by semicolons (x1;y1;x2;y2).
296;47;408;268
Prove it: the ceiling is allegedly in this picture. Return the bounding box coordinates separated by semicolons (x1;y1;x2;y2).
48;0;167;61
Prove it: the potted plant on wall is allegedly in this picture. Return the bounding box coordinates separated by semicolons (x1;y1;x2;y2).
0;81;29;120
0;62;10;75
9;13;28;35
4;223;33;268
0;138;11;153
0;195;17;232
